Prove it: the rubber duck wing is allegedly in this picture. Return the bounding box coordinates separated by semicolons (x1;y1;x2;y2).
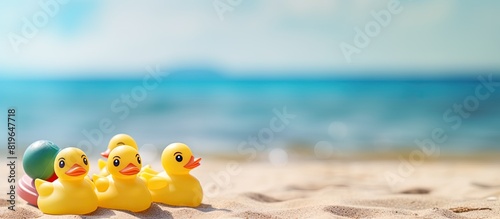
139;171;155;182
92;174;109;192
140;165;159;175
147;175;168;190
34;178;53;197
98;159;106;170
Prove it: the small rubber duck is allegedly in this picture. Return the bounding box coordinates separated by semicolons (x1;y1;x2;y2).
140;143;203;207
93;145;152;212
35;147;97;215
97;134;138;177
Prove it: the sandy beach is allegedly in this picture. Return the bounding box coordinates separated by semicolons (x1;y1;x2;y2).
3;0;500;218
1;156;500;219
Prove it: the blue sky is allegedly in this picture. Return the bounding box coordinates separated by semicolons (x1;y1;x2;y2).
1;0;499;78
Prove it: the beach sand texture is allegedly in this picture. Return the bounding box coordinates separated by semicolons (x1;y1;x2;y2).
1;158;500;219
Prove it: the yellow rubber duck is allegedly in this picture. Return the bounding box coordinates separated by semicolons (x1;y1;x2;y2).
140;143;203;207
93;145;152;212
35;147;97;215
97;134;138;177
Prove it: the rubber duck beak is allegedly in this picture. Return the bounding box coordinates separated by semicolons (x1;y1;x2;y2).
101;148;111;158
183;156;201;169
119;163;140;175
65;164;87;176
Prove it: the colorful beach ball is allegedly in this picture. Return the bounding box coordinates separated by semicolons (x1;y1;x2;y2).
22;140;60;181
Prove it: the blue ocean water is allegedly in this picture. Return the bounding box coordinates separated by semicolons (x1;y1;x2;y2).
1;74;500;157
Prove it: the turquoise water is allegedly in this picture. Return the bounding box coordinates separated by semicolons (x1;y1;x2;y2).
1;74;500;157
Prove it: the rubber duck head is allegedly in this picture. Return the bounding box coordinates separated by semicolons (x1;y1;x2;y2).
161;143;201;175
101;134;138;158
54;147;89;181
107;145;142;180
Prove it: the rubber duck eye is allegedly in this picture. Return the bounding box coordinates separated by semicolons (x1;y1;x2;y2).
137;156;141;164
113;159;120;167
59;160;65;168
175;155;183;162
83;157;88;165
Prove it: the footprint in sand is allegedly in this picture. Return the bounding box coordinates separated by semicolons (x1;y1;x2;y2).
471;182;500;188
244;193;283;203
233;211;280;219
286;183;346;191
349;197;442;210
399;188;431;194
323;205;415;218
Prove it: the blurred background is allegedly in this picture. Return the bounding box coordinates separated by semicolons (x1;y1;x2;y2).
1;0;499;161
